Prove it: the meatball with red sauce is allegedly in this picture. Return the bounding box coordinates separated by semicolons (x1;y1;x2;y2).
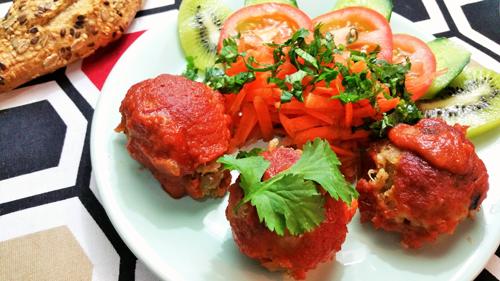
357;118;489;248
117;74;232;199
226;146;355;279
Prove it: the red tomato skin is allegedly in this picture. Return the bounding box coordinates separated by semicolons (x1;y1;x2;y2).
218;3;313;51
392;34;437;100
312;7;393;62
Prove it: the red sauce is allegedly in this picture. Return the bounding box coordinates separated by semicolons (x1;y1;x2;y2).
226;147;351;279
261;146;301;179
388;118;475;175
118;74;231;198
358;119;489;248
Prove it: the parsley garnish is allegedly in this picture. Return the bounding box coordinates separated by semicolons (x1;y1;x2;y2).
236;148;263;159
204;67;255;94
218;139;358;236
370;100;423;137
182;56;199;81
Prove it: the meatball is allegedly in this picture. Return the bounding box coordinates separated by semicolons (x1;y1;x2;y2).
226;146;354;280
117;74;232;199
357;118;489;248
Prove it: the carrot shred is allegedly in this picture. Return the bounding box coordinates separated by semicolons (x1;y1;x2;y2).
353;105;376;119
288;115;326;133
357;99;370;107
350;60;367;73
226;57;247;76
278;108;305;115
344;102;353;128
228;90;247;116
246;88;274;102
253;96;274;141
276;61;297;79
377;97;400;113
230;103;257;149
341;129;370;140
330;144;355;157
305;110;335;125
278;100;306;111
293;126;338;145
314;86;338;96
305;93;343;112
279;113;296;138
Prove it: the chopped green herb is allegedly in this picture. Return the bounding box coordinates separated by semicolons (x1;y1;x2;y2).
370;100;423;137
216;37;241;65
218;139;357;236
182;56;199;81
204;67;255;94
236;148;264;159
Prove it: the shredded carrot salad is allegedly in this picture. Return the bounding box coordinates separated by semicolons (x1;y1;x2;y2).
220;41;409;178
185;26;423;178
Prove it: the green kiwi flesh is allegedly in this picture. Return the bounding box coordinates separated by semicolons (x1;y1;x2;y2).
334;0;393;20
178;0;231;70
418;65;500;138
423;38;471;99
244;0;298;7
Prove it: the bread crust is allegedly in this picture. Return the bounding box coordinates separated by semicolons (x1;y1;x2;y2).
0;0;142;92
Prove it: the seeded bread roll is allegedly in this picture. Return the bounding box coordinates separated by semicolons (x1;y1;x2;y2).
0;0;142;92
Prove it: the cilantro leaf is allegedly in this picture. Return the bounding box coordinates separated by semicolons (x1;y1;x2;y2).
251;174;324;236
218;139;357;237
287;138;358;203
217;155;269;194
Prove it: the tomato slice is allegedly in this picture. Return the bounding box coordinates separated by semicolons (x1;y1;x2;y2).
218;3;313;51
392;34;436;101
312;7;393;62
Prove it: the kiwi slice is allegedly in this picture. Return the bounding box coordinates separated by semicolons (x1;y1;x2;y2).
423;38;471;99
178;0;231;70
244;0;298;7
418;65;500;138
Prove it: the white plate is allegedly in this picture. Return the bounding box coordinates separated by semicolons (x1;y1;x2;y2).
91;2;500;281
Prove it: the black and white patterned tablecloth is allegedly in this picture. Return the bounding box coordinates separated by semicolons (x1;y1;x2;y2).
0;0;498;280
